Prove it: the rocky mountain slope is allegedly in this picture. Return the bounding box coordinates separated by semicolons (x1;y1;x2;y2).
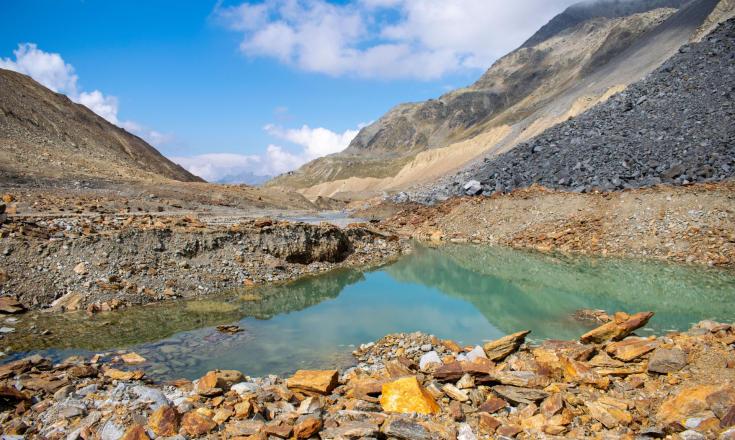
0;68;202;183
269;0;724;200
420;16;734;201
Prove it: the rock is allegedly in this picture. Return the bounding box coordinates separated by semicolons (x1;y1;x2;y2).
482;330;530;361
216;324;243;334
443;384;469;402
382;417;431;440
50;292;83;312
73;262;87;275
148;406;180;437
680;430;707;440
479;396;508;414
181;411;217;436
648;348;687;374
380;376;440;415
196;369;245;395
463;180;482;196
286;369;338;395
231;382;259;395
492;385;549;405
99;420;125;440
456;373;475;389
132;385;168;410
457;423;477;440
605;337;658;361
586;400;632;428
465;345;487;362
104;368;144;381
419;351;442;371
121;352;146;364
225;419;265;437
120;424;150;440
320;422;381;439
541;393;564;418
293;416;322;439
561;357;610;389
580;311;654;343
264;420;292;437
657;385;725;425
0;296;26;314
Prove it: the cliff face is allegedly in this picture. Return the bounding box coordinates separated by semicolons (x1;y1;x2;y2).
0;68;203;183
269;0;722;200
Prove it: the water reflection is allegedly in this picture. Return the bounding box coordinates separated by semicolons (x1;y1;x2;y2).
5;244;734;379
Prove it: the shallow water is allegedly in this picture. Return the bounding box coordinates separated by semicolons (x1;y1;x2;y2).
6;245;735;379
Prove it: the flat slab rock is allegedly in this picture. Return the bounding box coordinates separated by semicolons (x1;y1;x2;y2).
286;369;339;395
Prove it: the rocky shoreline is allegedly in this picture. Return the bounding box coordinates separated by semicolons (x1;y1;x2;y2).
2;312;734;439
0;207;405;313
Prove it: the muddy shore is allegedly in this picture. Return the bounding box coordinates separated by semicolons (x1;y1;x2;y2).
2;312;734;439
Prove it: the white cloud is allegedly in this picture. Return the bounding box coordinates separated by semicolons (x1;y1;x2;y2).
217;0;579;80
77;90;120;125
171;123;361;182
170;153;263;182
264;124;359;159
1;43;170;146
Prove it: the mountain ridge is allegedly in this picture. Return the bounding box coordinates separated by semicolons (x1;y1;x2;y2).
0;68;203;184
268;0;724;200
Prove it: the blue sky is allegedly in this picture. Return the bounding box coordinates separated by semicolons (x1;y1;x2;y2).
0;0;577;182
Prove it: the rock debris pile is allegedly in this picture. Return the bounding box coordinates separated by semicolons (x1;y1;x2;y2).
3;311;735;439
416;18;735;203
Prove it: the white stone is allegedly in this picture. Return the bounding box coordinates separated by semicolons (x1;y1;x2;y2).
419;351;442;371
231;382;259;395
466;345;487;362
458;423;477;440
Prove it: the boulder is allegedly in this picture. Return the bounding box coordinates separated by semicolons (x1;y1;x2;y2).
0;296;26;314
181;411;217;437
119;424;150;440
483;330;530;361
605;337;658;361
148;406;180;437
380;376;440;415
286;370;338;395
463;180;483;196
657;385;726;425
580;311;654;343
647;348;687;374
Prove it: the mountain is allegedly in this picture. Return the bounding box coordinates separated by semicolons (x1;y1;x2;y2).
420;15;735;201
268;0;726;200
215;171;272;186
0;68;203;183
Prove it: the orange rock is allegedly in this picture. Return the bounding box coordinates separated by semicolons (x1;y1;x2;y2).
605;337;657;361
120;425;150;440
560;357;610;389
580;311;653;344
286;370;338;395
379;376;440;415
182;411;217;436
104;368;144;381
148;406;179;436
293;417;322;439
196;369;245;395
657;384;723;424
483;331;531;361
121;352;146;364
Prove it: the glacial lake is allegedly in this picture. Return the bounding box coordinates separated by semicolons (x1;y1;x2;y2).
5;244;735;379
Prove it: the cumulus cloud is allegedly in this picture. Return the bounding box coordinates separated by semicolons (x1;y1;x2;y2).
0;43;170;146
217;0;579;79
172;123;360;183
264;124;360;159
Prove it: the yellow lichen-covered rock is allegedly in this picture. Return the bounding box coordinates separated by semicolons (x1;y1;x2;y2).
380;376;440;415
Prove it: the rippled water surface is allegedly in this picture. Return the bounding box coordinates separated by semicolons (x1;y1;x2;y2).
7;245;735;379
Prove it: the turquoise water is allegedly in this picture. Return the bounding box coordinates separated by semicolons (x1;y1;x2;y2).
6;245;735;379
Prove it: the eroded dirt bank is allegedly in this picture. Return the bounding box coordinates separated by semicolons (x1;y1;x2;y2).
385;182;735;268
2;312;735;439
0;212;404;312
